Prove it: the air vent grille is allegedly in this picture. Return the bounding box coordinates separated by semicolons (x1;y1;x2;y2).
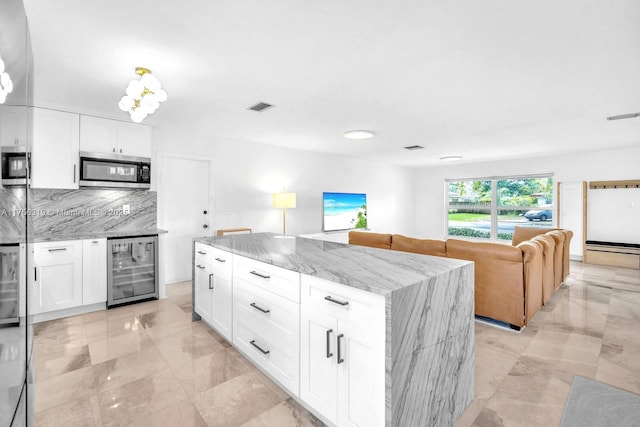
403;145;424;150
248;102;274;112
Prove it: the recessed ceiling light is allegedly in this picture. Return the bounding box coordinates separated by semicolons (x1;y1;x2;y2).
440;155;463;162
343;130;375;140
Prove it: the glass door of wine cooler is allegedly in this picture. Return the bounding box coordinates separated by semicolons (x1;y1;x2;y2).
107;236;159;307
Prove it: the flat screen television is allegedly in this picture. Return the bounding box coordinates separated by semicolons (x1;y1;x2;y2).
323;192;367;232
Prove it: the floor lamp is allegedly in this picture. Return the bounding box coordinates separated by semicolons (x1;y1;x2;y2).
272;191;296;238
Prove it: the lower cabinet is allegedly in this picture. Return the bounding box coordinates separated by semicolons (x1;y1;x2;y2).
192;243;387;427
300;275;386;427
32;240;83;315
82;239;107;305
194;243;233;341
232;254;301;395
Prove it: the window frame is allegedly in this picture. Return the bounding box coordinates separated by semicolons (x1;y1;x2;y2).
445;173;555;241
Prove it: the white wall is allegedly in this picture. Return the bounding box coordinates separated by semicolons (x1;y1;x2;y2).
152;125;417;237
415;146;640;241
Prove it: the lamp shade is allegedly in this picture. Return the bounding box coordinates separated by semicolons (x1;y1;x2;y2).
273;192;296;209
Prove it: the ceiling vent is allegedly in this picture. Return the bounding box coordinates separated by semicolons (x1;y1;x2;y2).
403;145;424;150
248;102;274;112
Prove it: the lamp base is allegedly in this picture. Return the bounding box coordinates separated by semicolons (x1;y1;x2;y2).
274;235;296;239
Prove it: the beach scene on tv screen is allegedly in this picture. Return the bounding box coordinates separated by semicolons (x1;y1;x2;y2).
323;192;367;231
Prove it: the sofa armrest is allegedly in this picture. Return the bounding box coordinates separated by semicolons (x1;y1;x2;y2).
517;240;543;325
446;239;527;327
530;235;555;305
561;230;573;280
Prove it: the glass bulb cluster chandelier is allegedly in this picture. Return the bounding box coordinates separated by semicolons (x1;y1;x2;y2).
0;54;14;104
118;67;167;123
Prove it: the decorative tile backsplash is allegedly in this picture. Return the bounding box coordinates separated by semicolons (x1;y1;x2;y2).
29;189;157;235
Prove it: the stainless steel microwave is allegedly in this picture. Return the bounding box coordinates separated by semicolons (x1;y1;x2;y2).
79;152;151;189
1;146;29;186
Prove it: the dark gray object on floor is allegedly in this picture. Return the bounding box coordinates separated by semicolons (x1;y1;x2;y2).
561;376;640;427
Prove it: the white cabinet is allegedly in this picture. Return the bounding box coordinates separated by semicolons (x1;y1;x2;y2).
194;243;233;341
82;238;107;305
80;115;151;158
210;248;232;340
30;107;80;189
0;106;27;147
300;275;386;427
232;254;300;395
32;240;83;315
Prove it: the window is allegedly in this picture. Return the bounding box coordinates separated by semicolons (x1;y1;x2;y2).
447;175;553;241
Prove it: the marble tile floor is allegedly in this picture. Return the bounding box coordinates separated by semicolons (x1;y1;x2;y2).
33;261;640;426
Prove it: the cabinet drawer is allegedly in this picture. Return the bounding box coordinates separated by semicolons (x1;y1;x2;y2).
234;255;300;303
234;278;299;349
234;318;299;395
194;242;213;266
301;275;385;333
210;247;232;278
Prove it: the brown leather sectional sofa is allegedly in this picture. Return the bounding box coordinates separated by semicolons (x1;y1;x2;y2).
348;227;573;329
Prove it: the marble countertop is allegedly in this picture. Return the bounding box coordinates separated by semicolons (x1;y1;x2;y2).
1;229;168;244
33;228;168;242
194;232;471;296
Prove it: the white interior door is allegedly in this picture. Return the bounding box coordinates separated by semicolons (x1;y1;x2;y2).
559;181;585;260
159;154;211;284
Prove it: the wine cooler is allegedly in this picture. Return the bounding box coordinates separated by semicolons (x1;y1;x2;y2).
107;235;159;307
0;244;20;325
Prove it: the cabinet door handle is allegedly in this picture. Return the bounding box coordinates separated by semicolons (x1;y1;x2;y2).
120;148;122;153
249;340;270;355
73;164;76;183
215;257;226;263
197;250;207;255
326;329;334;358
209;274;213;290
34;267;37;282
48;248;67;252
196;265;205;270
113;147;116;153
337;333;345;364
250;302;270;314
250;270;270;279
324;296;349;306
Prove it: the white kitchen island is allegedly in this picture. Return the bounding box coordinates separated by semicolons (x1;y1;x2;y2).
192;232;474;427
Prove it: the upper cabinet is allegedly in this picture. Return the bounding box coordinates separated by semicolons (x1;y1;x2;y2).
80;116;151;158
30;107;80;189
0;106;28;147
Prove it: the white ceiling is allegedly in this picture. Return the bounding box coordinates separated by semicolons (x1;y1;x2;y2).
23;0;640;167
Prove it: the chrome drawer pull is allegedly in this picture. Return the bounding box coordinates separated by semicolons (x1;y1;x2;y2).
250;302;270;314
326;329;334;358
209;274;213;290
197;250;207;255
249;340;270;355
250;270;270;279
337;334;345;364
48;248;67;252
324;296;349;306
215;257;226;263
196;265;206;270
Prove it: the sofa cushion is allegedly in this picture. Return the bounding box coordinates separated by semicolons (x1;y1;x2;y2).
348;231;392;249
512;226;553;246
530;234;556;305
391;234;446;257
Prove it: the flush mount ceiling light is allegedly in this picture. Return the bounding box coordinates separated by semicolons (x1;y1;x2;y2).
0;54;14;105
343;130;375;140
440;155;463;162
118;67;167;123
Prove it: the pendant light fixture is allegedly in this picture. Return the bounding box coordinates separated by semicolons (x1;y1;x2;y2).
118;67;167;123
0;54;14;104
